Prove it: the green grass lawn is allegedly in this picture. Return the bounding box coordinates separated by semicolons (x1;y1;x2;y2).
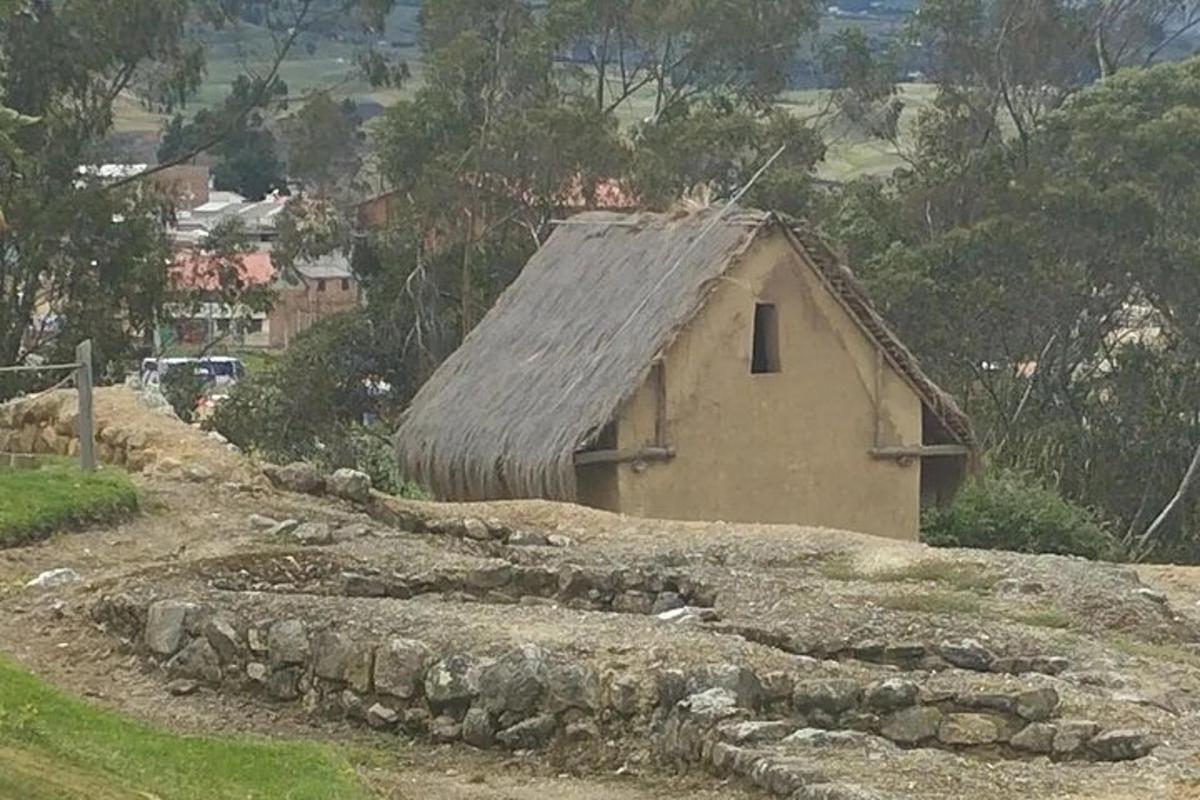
0;656;372;800
0;461;139;548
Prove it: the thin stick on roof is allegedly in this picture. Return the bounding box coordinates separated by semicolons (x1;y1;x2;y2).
606;144;787;346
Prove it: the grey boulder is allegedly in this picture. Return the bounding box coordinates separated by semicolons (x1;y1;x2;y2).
794;679;862;715
267;619;309;667
145;600;200;656
1089;729;1157;762
328;468;372;503
864;678;919;712
293;522;334;546
374;637;433;700
939;638;995;672
462;707;496;749
264;462;325;495
879;706;942;744
496;713;558;749
425;654;483;712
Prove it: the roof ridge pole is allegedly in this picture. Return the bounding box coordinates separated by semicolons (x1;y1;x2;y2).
604;144;788;345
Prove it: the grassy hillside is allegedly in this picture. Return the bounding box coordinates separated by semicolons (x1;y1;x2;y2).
0;461;138;548
112;8;925;181
789;83;937;179
0;656;371;800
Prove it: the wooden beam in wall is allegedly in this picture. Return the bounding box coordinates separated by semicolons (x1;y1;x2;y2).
574;447;676;467
869;444;971;460
653;360;668;448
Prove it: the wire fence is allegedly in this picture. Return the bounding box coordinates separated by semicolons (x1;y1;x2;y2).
0;340;95;471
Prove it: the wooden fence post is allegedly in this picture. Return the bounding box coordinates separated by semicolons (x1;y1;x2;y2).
75;340;95;472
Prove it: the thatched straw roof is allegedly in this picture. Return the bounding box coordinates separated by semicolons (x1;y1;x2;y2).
395;206;974;501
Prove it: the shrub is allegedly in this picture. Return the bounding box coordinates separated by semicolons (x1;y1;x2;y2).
922;470;1119;561
208;312;414;456
311;423;427;498
206;313;430;497
160;365;206;423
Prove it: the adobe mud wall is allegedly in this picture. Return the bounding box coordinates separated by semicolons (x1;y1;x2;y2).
605;234;924;541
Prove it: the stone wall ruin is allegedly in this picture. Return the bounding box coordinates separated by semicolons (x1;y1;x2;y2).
89;592;1160;800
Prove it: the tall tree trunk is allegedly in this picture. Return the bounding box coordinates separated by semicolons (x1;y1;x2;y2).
595;26;610;112
1095;27;1114;80
653;36;673;119
2;253;40;365
460;226;472;339
1135;437;1200;560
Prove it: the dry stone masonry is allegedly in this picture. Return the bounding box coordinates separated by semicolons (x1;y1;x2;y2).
89;590;1159;796
658;679;1159;800
198;550;716;618
723;625;1073;678
0;388;255;482
0;392;89;461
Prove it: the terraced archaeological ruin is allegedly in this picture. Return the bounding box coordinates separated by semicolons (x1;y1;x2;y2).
2;389;1200;798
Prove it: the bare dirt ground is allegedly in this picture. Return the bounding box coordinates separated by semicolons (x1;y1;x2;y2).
4;398;1200;798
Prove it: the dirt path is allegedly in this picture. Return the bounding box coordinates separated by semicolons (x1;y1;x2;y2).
362;751;760;800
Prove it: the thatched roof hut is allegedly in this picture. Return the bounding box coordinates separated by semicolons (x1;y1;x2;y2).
396;207;974;521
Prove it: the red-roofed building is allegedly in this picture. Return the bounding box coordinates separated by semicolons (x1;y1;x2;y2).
171;251;275;290
170;249;359;349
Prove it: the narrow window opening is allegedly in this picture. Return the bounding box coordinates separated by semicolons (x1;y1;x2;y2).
751;303;780;374
317;279;327;292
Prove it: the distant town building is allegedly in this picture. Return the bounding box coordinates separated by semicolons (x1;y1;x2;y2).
268;254;359;349
78;163;211;210
172;192;288;245
168;191;359;350
169;250;359;350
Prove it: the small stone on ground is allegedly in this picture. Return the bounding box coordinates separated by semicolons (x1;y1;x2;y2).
25;567;81;588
